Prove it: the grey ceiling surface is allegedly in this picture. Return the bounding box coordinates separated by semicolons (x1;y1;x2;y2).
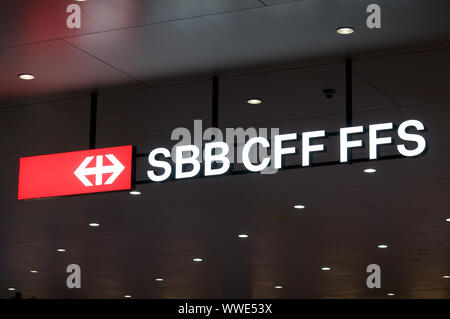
0;0;450;298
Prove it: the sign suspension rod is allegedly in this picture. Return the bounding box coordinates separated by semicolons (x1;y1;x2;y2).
89;92;98;149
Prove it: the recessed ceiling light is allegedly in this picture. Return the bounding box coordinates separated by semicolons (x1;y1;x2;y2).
443;275;450;279
336;27;354;35
18;73;35;80
293;204;305;209
247;99;262;105
155;278;164;282
89;222;100;227
30;270;39;273
446;218;450;222
193;258;203;262
364;168;376;173
238;234;249;238
123;294;132;298
378;244;388;249
8;288;15;291
321;267;331;271
130;190;141;195
274;285;283;289
387;293;395;296
56;248;66;252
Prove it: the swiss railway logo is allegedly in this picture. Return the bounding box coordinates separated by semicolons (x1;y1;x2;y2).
74;154;125;187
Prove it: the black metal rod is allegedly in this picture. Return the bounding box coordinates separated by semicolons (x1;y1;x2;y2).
345;58;353;127
134;154;408;185
134;132;342;158
89;92;98;149
212;76;219;128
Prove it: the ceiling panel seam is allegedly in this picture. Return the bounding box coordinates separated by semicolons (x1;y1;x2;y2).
351;69;402;107
339;188;385;215
60;39;150;88
354;45;450;62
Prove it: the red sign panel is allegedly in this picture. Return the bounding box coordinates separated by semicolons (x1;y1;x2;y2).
18;145;134;200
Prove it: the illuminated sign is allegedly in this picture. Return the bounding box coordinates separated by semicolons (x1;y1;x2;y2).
146;120;427;181
18;145;133;200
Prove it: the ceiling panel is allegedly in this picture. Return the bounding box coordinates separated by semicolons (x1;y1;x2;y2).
0;0;263;48
353;49;450;107
0;40;143;106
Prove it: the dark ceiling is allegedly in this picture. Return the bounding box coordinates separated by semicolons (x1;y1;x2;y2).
1;0;450;298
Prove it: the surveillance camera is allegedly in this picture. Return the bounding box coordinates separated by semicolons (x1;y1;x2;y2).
323;88;336;99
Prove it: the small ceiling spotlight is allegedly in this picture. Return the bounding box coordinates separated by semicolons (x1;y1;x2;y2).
193;258;203;262
123;294;132;298
8;288;16;291
443;275;450;279
377;244;388;249
155;278;164;282
30;270;39;274
89;222;100;227
18;73;35;80
364;168;377;173
56;248;67;252
321;267;331;271
247;99;262;105
387;293;395;296
293;204;305;210
130;190;141;195
238;234;249;238
336;27;355;35
274;285;283;289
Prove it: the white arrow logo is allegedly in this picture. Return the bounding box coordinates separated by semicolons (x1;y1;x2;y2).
74;154;125;187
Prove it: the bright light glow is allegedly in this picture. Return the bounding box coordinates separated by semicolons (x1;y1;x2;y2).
294;205;305;209
147;147;172;182
387;293;395;296
130;190;141;195
30;270;39;273
123;295;132;298
8;288;15;291
302;130;325;167
175;145;201;179
193;258;203;262
378;244;388;249
56;248;66;252
321;267;331;271
274;285;283;289
446;218;450;222
242;137;271;172
274;133;298;169
369;122;393;160
238;234;249;238
155;278;164;282
336;27;354;35
89;222;100;227
204;142;231;176
397;120;426;157
364;168;376;173
18;73;35;80
443;275;450;279
247;99;262;105
340;126;363;163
